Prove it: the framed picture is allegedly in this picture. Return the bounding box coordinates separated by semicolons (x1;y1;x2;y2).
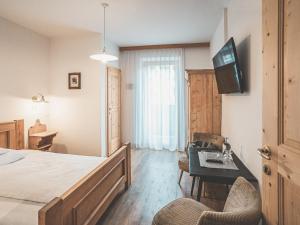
68;72;81;89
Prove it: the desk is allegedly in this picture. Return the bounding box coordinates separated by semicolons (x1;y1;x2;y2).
189;146;257;201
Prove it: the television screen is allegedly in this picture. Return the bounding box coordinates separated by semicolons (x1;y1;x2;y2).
212;37;243;94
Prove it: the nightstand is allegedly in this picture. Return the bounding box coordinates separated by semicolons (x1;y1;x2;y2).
28;121;57;151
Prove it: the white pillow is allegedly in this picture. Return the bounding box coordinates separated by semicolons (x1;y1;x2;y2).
0;148;9;155
0;151;26;166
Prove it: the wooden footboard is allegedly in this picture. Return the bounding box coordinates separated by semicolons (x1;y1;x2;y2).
39;143;131;225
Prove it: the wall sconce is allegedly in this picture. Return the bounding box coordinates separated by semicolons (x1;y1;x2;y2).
32;93;48;103
32;93;48;124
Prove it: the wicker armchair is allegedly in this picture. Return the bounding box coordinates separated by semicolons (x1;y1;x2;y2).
152;177;261;225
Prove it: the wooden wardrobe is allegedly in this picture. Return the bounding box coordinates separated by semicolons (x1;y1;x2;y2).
186;69;222;141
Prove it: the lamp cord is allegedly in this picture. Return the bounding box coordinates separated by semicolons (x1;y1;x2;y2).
103;4;106;52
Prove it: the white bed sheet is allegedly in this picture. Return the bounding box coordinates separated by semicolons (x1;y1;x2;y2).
0;197;42;225
0;150;106;203
0;150;106;225
0;151;26;166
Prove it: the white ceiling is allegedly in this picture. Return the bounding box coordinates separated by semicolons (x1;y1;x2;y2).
0;0;230;46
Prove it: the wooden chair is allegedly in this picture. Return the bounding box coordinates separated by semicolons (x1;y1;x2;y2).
192;132;225;150
153;177;261;225
178;133;225;196
178;144;196;196
192;133;225;198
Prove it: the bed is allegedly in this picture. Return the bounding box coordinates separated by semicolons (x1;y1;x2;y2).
0;120;131;225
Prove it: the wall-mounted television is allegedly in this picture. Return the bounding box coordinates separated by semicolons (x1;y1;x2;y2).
212;37;243;94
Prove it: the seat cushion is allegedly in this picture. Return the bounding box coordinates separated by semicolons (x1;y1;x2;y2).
152;198;214;225
178;156;189;172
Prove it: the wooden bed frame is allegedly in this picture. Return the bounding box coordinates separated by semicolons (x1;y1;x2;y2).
0;119;131;225
0;119;24;149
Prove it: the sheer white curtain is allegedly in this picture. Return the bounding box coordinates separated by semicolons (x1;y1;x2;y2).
121;49;186;151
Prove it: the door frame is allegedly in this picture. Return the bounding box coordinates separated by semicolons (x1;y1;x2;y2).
262;0;281;224
106;66;122;157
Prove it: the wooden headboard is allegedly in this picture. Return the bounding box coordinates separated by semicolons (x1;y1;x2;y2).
0;120;24;149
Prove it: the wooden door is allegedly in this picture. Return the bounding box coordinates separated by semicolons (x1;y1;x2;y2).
262;0;300;224
186;69;222;141
107;67;121;156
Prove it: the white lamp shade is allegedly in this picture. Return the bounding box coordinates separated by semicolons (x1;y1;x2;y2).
90;3;117;63
90;52;118;63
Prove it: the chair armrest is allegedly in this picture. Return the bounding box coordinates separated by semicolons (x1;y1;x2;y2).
197;210;261;225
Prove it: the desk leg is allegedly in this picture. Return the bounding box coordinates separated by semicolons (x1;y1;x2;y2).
191;176;196;196
197;178;203;201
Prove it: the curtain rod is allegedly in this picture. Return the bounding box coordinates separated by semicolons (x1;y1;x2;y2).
119;42;210;51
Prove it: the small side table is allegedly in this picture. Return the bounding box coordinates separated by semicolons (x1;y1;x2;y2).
28;121;57;151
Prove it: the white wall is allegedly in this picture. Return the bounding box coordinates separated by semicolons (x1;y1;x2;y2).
210;0;263;182
0;17;50;146
210;12;226;59
185;47;212;69
48;34;119;156
0;16;119;156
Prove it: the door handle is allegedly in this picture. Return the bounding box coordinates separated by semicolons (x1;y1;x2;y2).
257;145;271;160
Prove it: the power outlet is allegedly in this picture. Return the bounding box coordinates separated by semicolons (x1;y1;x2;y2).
126;83;134;90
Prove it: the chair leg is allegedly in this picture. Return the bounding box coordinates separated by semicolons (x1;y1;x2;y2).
226;184;230;193
191;176;196;196
178;170;184;185
197;178;203;201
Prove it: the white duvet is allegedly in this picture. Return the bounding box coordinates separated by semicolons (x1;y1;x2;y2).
0;150;106;203
0;150;106;225
0;197;43;225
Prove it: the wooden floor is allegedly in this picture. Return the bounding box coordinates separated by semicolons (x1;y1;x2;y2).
97;149;226;225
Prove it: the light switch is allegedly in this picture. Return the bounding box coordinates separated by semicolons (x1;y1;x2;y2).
126;83;134;90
